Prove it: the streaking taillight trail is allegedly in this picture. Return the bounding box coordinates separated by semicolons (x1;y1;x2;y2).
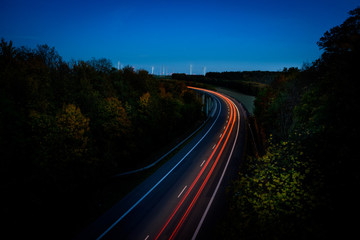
155;87;238;240
88;86;242;240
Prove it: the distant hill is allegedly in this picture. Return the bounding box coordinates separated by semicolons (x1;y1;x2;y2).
206;71;279;84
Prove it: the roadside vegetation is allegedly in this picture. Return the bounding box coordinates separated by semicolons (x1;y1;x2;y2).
215;87;256;114
220;7;360;239
0;43;204;238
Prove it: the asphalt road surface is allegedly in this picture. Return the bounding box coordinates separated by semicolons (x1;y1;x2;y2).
76;87;247;240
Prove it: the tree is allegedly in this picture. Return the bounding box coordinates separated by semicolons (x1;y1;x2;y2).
0;38;206;238
317;7;360;54
224;137;321;240
87;58;113;73
56;104;90;161
232;7;360;239
100;97;131;139
0;38;16;65
35;44;63;69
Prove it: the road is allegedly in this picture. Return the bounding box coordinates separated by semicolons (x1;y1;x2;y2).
76;87;247;240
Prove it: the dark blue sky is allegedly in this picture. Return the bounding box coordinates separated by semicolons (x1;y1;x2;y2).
1;0;359;74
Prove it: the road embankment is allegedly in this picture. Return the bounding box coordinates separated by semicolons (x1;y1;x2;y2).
215;87;255;115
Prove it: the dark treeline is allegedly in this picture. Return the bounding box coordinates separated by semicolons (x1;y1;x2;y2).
172;70;278;96
172;71;280;96
206;71;278;84
0;41;204;238
173;70;278;84
220;7;360;239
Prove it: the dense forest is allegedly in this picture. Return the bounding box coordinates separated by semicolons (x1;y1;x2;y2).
0;42;204;238
2;6;359;240
220;7;360;239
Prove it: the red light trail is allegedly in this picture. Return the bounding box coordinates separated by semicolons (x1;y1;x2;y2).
155;87;238;240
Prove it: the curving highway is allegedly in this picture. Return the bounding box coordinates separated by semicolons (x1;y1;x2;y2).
76;87;247;240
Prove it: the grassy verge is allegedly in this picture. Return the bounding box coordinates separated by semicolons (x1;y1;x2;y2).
215;87;256;115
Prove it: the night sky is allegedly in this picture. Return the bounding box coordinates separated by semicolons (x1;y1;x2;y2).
1;0;359;74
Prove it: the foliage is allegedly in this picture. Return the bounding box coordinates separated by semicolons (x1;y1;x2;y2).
317;7;360;54
56;104;90;159
224;135;322;239
100;97;131;138
0;40;204;238
223;7;360;240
